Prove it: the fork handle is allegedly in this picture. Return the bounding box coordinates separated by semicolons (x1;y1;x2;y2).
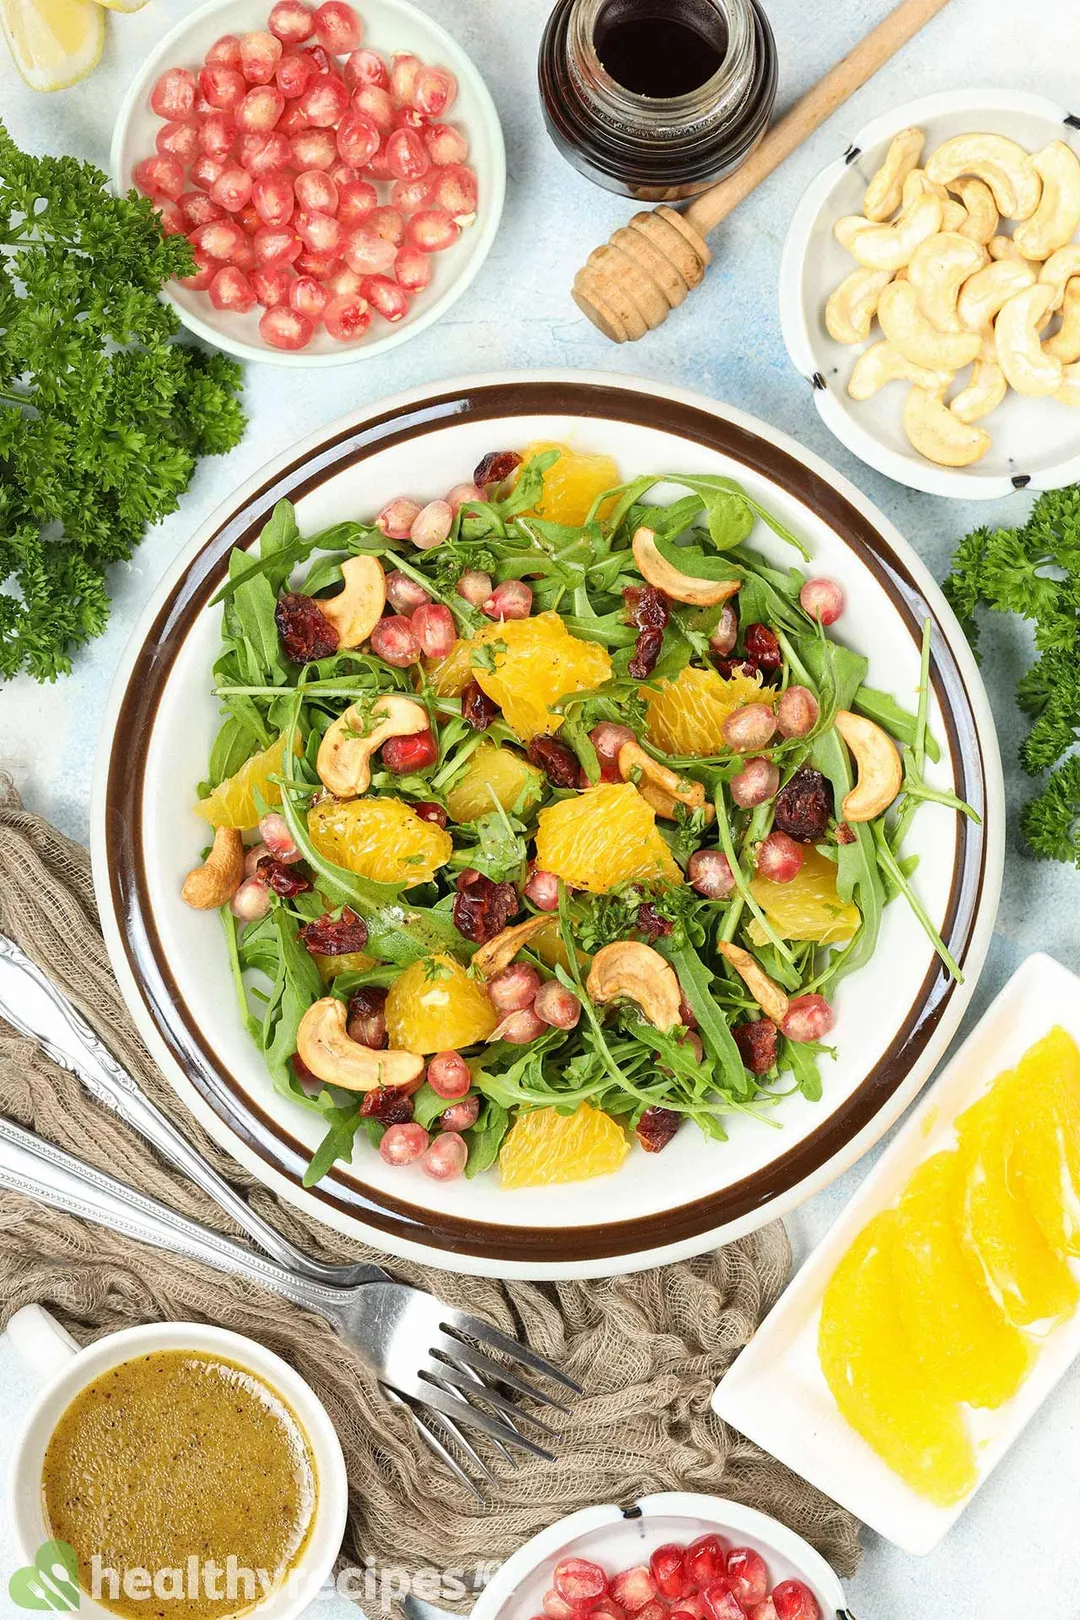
0;935;385;1289
0;1114;347;1323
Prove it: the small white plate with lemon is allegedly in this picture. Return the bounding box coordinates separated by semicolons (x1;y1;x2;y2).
0;0;141;95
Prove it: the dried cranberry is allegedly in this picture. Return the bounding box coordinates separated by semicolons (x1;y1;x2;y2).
773;766;833;844
359;1085;414;1124
742;622;782;673
290;1052;322;1092
623;583;670;631
256;855;313;895
347;985;388;1049
412;800;448;828
836;821;856;846
275;592;339;662
299;906;369;955
732;1018;779;1074
461;679;498;730
474;449;522;487
628;628;664;679
714;656;759;680
636;902;673;942
527;735;580;788
453;868;518;944
637;1105;681;1153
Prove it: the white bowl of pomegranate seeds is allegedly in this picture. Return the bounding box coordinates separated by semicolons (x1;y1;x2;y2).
472;1494;847;1620
112;0;505;363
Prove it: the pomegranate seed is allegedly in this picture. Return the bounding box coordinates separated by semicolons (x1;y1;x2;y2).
634;1603;668;1620
524;867;560;911
412;801;448;829
259;305;313;349
411;603;456;658
365;205;403;247
432;163;478;222
708;604;739;656
151;196;185;235
393;245;432;293
179;191;223;230
252;267;293;307
688;848;735;899
208;163;252;212
589;721;635;782
299;71;349;126
277;100;308;134
723;703;777;752
542;1593;575;1620
445;481;485;516
252;171;294;226
322;289;372;340
702;1582;744;1620
424;121;469;166
295;207;341;255
244;842;270;879
589;1603;624;1620
407;207;460;253
200;64;247;110
440;1096;479;1132
382;730;438;773
380;1122;428;1166
189;152;225;191
390;174;434;213
254;225;303;266
799;578;844;627
383;573;429;618
291;126;339;169
494;1007;546;1044
293;168;335;213
239;30;282;85
277;50;318;98
191;218;245;260
770;1581;819;1620
377;498;422;540
295;249;336;277
427;1051;471;1100
420;1130;468;1180
177;249;215;290
135;155;184;201
268;0;315;43
730;756;780;808
482;580;532;620
228;876;270;921
386;126;430;184
343;224;396;275
320;262;358;298
725;1551;767;1608
289;274;327;321
610;1568;655;1613
409;499;452;550
776;685;820;739
456;568;492;605
533;981;581;1029
240;130;293;177
314;0;363;52
746;1603;778;1620
337;178;378;227
370;615;421;667
253;811;299;864
345;46;389;89
237;84;286;132
151;66;196;120
388;50;420;100
362;273;410;323
206;34;242;68
156;119;200;164
197;111;236;160
350;81;394;133
414;64;457;117
650;1546;692;1602
782;994;835;1044
554;1562;607;1608
757;830;805;884
363;143;394;181
684;1536;728;1588
487;963;541;1014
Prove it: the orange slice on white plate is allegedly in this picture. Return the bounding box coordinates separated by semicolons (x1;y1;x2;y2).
0;0;104;90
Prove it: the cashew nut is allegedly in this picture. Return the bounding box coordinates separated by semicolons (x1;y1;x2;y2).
181;826;245;909
317;555;387;649
472;915;553;980
863;127;925;221
631;527;740;608
836;189;942;273
956;257;1036;331
948;176;999;245
987;234;1042;275
716;942;789;1025
296;997;424;1092
1044;277;1080;364
877;279;982;371
825;268;894;344
907;232;987;332
925;133;1042;221
585;941;682;1033
1039;244;1080;308
847;342;953;400
995;283;1062;396
317;694;429;797
951;357;1008;423
618;740;708;820
901;171;965;232
833;710;903;821
1055;360;1080;407
903;386;991;466
1013;141;1080;260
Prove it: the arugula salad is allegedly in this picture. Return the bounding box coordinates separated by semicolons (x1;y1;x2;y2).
185;444;975;1190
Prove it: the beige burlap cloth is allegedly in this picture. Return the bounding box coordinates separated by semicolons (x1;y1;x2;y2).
0;781;861;1591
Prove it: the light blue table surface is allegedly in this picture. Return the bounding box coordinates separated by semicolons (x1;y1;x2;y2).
2;0;1079;1615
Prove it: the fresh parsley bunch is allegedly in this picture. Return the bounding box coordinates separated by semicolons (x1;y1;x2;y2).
945;486;1080;868
0;122;245;680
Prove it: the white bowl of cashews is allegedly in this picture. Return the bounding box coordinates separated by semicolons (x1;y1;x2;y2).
779;88;1080;498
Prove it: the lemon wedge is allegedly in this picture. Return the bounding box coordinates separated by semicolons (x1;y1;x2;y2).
1;0;104;90
92;0;145;10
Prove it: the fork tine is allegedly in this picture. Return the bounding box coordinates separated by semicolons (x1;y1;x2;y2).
432;1363;562;1437
441;1316;583;1393
416;1376;555;1459
450;1356;520;1468
380;1384;488;1502
435;1339;573;1414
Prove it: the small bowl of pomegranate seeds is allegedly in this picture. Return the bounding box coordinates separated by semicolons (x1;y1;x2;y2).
472;1493;846;1620
111;0;504;363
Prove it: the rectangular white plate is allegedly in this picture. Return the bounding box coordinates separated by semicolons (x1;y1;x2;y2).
713;951;1080;1555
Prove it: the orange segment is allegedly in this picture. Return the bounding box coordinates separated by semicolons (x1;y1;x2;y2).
748;847;861;946
425;639;472;697
385;953;497;1053
818;1209;978;1506
445;743;544;824
645;666;769;757
1009;1026;1080;1257
500;1102;629;1188
531;917;591;975
307;796;452;886
518;441;621;527
468;611;612;742
534;782;682;894
311;950;375;983
194;733;300;830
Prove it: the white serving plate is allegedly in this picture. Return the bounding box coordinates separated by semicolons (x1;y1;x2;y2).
470;1493;847;1620
779;88;1080;498
713;950;1080;1555
110;0;505;366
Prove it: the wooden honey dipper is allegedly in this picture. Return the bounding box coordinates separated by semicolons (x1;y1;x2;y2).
572;0;953;342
